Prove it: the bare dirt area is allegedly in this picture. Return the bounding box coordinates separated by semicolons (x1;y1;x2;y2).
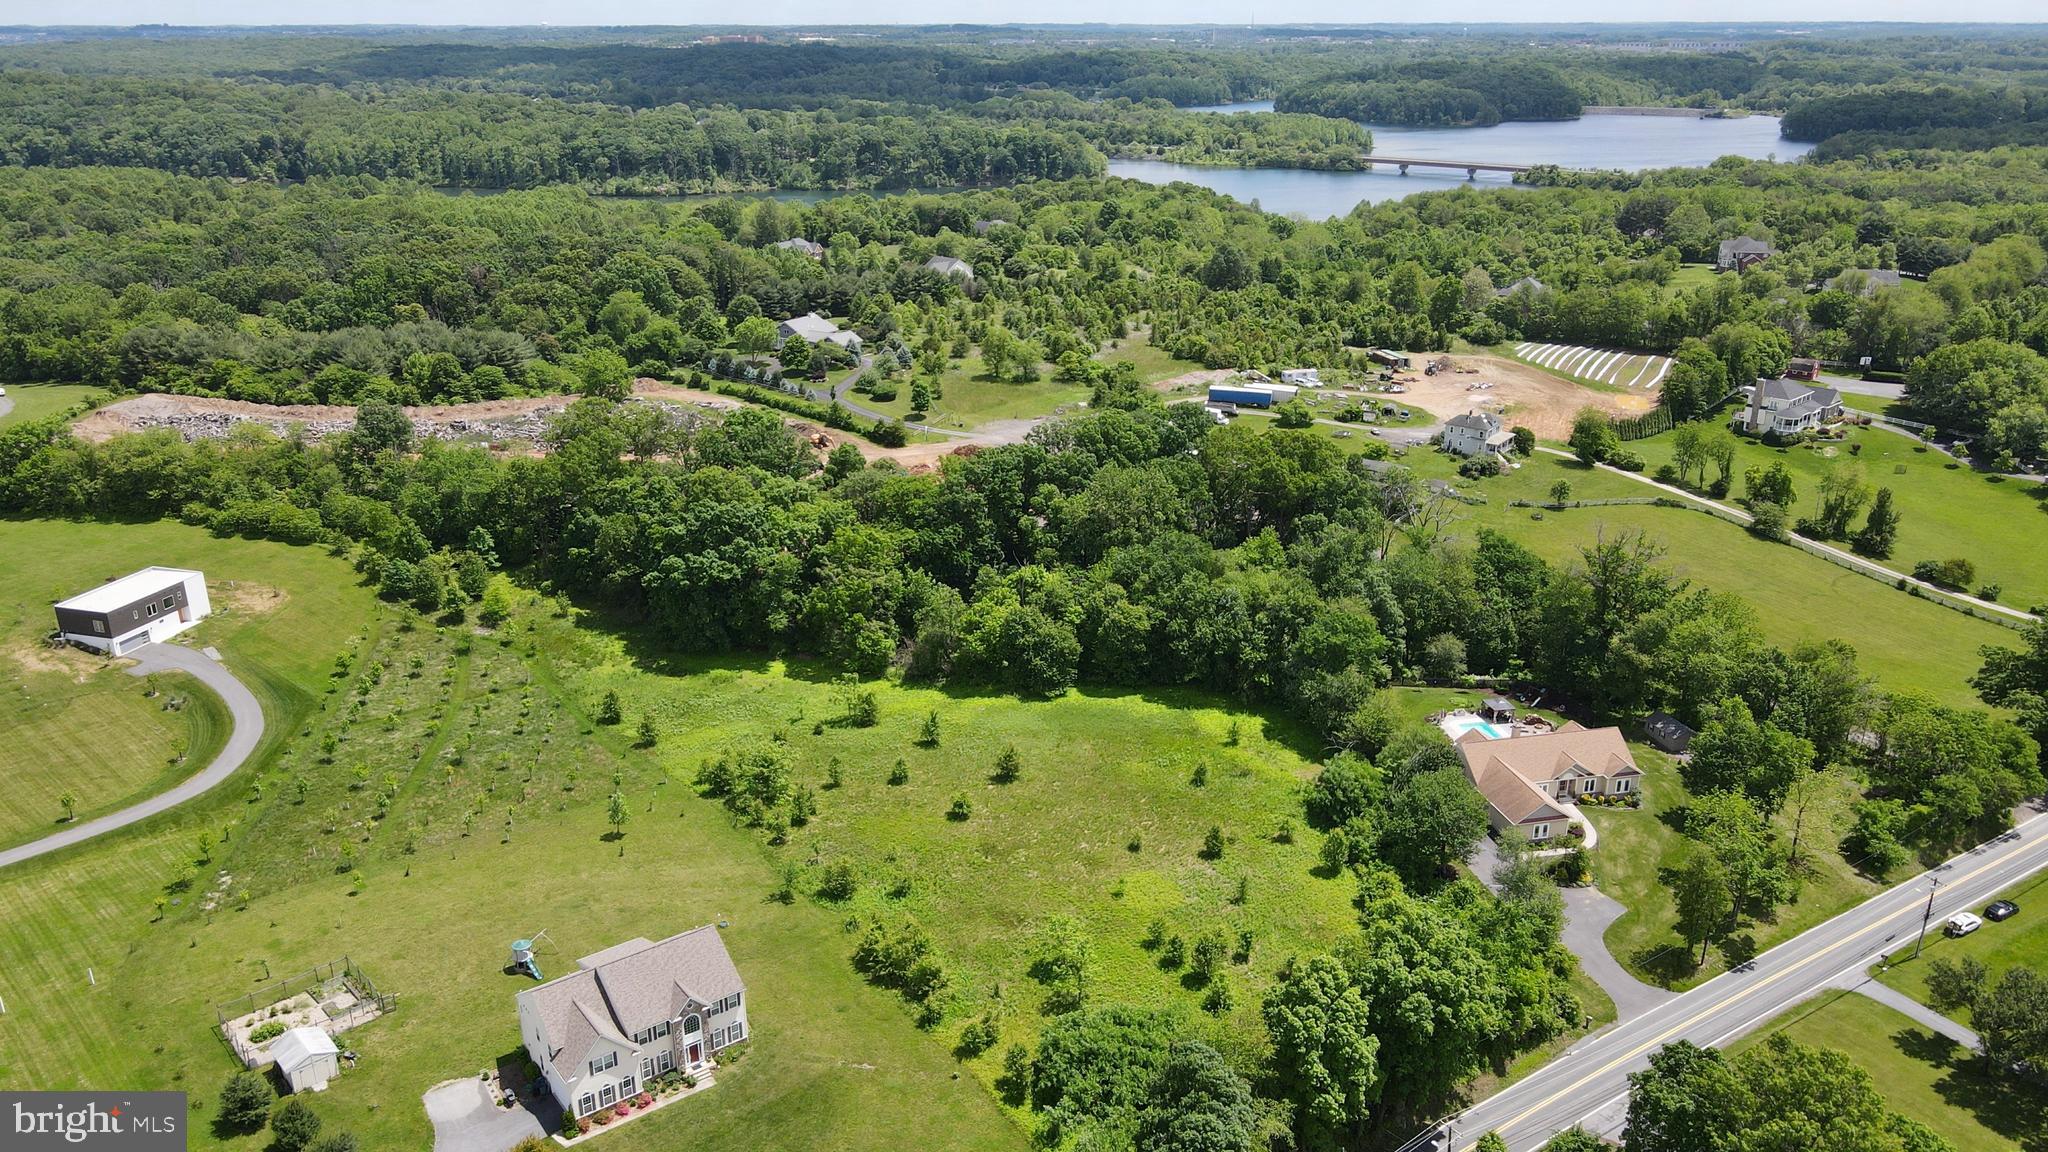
6;639;104;683
1149;368;1237;395
74;392;586;447
1395;354;1654;440
67;380;1008;471
212;580;288;619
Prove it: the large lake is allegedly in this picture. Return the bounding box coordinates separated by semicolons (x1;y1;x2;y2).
438;106;1810;220
1117;103;1812;218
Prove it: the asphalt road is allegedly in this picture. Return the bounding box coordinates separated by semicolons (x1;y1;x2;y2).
0;642;265;870
1422;808;2048;1151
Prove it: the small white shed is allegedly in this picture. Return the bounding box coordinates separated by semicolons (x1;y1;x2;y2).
271;1026;340;1092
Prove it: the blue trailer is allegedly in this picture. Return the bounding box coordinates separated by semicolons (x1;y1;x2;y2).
1208;383;1296;409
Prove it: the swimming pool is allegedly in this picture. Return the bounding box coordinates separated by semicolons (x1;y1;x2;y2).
1441;714;1507;741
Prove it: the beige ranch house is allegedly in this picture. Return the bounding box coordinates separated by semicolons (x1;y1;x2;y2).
1455;722;1642;843
516;926;748;1122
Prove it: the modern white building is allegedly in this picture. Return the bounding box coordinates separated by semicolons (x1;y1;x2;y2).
270;1027;341;1093
1279;368;1323;386
53;567;210;655
516;926;747;1123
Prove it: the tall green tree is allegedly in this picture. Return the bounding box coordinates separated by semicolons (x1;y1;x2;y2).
1262;955;1380;1151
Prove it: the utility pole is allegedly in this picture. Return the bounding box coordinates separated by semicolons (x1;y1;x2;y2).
1913;877;1940;960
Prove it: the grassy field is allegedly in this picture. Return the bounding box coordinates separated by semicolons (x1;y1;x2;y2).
1097;335;1206;384
858;355;1091;429
0;382;104;425
557;623;1371;1105
1383;448;2014;707
0;658;228;850
1493;343;1639;393
6;555;1598;1151
1734;990;2035;1152
8;520;1588;1152
1874;866;2048;1019
1661;263;1720;297
1584;742;1886;989
1628;422;2048;610
0;524;1025;1152
0;520;373;847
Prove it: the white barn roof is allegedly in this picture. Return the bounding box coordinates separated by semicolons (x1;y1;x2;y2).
56;567;202;613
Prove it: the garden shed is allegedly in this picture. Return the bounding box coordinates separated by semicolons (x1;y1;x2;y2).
271;1027;340;1093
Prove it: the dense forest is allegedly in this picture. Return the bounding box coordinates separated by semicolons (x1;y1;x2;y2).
6;30;2048;155
3;147;2044;457
1277;61;1588;128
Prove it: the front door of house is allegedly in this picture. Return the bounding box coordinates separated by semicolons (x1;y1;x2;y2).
687;1042;702;1067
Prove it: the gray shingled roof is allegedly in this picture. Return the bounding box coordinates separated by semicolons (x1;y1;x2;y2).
1719;236;1774;262
522;926;744;1081
1447;411;1501;432
924;255;974;278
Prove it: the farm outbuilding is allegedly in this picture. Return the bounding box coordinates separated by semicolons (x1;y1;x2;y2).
271;1026;340;1093
1207;382;1298;409
53;566;210;655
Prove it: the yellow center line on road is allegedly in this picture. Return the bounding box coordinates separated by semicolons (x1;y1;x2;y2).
1461;819;2048;1149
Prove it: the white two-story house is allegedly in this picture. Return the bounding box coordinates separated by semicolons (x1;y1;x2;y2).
515;926;748;1122
1739;377;1844;437
1443;410;1516;458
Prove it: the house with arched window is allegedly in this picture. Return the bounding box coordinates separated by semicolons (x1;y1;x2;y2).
515;925;748;1122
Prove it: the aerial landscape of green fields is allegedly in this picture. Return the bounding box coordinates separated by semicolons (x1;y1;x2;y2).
1;14;2047;1152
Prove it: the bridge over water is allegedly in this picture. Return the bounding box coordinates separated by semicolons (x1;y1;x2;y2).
1365;155;1546;179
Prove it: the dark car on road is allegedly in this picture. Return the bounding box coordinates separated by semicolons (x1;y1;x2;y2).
1986;899;2019;921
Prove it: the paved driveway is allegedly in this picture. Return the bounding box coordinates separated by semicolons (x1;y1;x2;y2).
425;1078;552;1152
1470;835;1674;1024
0;641;265;869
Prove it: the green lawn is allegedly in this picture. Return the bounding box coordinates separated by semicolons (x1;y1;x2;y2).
1873;867;2048;1020
1735;991;2036;1152
1661;263;1719;297
1584;742;1885;989
0;382;104;426
1628;422;2048;610
0;526;1025;1152
0;659;227;850
1382;449;2014;707
1097;335;1206;384
858;353;1089;430
1840;391;1920;422
0;520;372;848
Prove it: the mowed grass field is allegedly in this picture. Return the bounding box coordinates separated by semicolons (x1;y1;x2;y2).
0;524;1024;1152
1734;990;2033;1152
858;353;1091;429
1874;866;2048;1018
1628;422;2048;610
1584;744;1886;989
0;382;105;426
0;519;368;848
1388;448;2015;707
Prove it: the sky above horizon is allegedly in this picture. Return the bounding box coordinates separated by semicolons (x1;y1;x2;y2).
15;4;2046;26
